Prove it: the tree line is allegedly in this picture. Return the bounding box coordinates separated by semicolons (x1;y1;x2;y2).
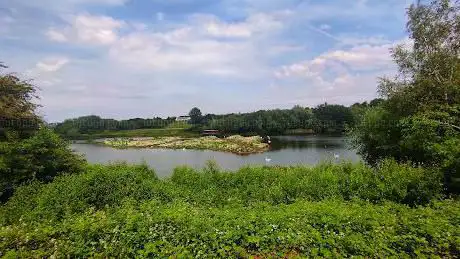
187;101;382;135
53;100;384;138
53;115;177;137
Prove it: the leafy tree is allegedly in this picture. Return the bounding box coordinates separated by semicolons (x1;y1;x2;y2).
0;65;41;140
189;107;203;124
352;0;460;193
0;65;85;200
0;128;85;198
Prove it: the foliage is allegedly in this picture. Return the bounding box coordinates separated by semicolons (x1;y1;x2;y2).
0;128;85;200
54;115;177;138
53;101;384;139
350;99;385;123
189;107;203;124
207;103;360;135
1;161;442;225
351;0;460;193
170;159;442;207
0;65;84;200
312;103;354;133
0;66;41;140
208;106;314;135
0;162;456;257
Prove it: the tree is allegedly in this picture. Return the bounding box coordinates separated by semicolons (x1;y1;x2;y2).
189;107;203;124
351;0;460;193
0;128;84;197
0;65;41;140
0;65;85;200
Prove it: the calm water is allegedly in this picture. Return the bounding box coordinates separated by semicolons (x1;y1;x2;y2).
71;136;360;178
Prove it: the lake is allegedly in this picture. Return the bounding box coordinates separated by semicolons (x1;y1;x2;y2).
71;135;360;178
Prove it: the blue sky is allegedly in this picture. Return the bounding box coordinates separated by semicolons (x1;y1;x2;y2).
0;0;413;122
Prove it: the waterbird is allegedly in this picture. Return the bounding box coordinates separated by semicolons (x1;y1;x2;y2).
334;153;340;159
265;157;272;163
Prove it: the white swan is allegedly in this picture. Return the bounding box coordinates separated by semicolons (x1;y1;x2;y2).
265;157;272;163
334;153;340;159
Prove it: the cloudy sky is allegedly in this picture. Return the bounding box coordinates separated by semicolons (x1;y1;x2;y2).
0;0;413;122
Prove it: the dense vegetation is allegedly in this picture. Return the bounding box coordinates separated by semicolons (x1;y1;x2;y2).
0;66;85;201
53;102;370;139
351;0;460;193
53;115;177;137
1;162;458;257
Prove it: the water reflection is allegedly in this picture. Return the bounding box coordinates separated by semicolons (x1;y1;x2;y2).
270;135;345;150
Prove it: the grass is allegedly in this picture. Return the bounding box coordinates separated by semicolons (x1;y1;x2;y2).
102;135;270;154
1;160;458;257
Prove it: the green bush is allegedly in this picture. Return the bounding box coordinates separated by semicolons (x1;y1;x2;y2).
0;128;85;199
171;160;442;206
1;161;443;225
0;162;160;224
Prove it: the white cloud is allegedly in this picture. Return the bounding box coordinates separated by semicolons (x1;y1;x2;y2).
35;57;70;72
46;29;68;42
195;11;287;38
109;28;257;75
271;38;404;107
204;20;253;38
276;41;396;79
323;44;394;69
47;14;125;45
107;12;290;76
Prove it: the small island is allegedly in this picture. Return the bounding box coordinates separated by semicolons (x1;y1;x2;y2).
101;135;270;155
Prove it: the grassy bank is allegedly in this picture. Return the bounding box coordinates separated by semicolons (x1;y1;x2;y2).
102;135;270;154
1;161;458;257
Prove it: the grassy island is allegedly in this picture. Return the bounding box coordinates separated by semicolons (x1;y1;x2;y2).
101;135;270;155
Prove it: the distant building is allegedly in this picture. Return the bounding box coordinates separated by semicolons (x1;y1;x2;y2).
201;130;220;136
176;116;191;122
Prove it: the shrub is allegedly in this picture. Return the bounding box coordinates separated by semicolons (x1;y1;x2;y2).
170;160;442;206
0;162;159;224
0;128;85;200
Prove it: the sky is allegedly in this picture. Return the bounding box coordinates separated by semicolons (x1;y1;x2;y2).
0;0;414;122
